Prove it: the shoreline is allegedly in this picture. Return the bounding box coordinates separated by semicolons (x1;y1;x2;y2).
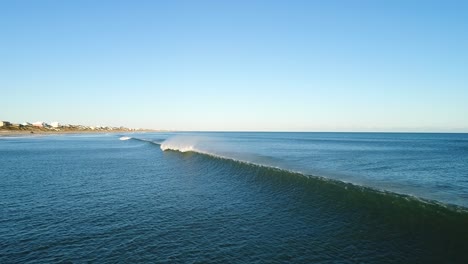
0;129;161;137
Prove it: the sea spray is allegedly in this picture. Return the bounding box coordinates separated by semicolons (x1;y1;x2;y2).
160;135;205;152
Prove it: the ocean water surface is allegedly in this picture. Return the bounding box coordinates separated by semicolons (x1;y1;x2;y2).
1;132;468;263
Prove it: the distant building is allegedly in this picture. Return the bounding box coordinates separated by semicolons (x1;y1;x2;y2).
51;122;60;128
22;122;32;126
32;121;45;127
0;121;11;127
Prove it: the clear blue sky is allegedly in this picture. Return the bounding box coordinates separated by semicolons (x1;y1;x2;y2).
1;0;467;131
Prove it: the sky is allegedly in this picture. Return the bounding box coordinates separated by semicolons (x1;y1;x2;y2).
1;0;467;131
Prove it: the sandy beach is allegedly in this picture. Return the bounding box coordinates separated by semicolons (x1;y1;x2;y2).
0;128;158;137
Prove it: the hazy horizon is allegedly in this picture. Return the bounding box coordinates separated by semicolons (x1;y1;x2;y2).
2;1;467;132
2;116;468;133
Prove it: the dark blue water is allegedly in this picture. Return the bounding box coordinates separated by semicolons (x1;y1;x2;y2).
1;133;468;263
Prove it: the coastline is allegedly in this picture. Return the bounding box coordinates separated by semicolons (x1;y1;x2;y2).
0;128;161;137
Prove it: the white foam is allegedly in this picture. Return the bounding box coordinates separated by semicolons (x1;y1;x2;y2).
161;144;195;152
160;136;201;152
119;136;132;141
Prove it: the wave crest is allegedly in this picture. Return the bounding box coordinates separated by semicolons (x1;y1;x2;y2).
160;136;202;153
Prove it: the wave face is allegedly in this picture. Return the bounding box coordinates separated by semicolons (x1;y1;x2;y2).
156;134;468;212
152;132;468;208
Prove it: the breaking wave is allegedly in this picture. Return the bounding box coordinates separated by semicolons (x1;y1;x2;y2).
160;136;201;152
154;136;466;209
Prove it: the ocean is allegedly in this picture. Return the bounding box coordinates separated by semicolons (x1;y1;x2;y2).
1;132;468;263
